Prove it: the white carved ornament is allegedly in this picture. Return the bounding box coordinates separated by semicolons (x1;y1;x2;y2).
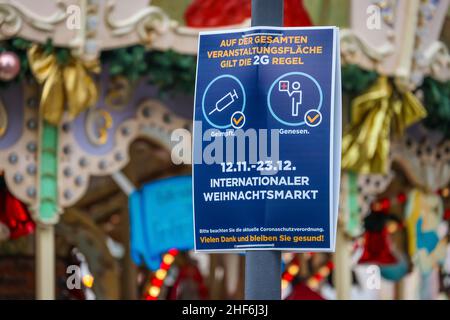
342;0;450;89
0;0;249;59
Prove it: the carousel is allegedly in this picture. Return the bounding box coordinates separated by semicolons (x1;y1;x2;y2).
0;0;449;300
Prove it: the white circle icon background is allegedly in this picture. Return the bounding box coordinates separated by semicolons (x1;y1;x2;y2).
304;109;323;128
230;111;246;129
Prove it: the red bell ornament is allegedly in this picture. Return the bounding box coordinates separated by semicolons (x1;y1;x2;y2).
0;180;35;239
359;229;398;265
358;211;398;265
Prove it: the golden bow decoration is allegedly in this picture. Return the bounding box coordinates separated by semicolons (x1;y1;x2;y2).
342;76;427;174
27;44;100;125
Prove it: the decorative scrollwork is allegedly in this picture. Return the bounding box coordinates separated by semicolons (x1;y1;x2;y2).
0;81;40;209
104;0;170;43
422;41;450;83
0;4;21;37
58;98;191;208
0;1;68;38
85;108;113;146
340;29;395;64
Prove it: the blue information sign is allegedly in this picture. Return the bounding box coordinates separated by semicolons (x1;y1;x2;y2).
129;176;193;270
193;27;341;252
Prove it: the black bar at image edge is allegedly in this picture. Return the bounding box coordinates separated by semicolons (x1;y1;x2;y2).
0;300;445;319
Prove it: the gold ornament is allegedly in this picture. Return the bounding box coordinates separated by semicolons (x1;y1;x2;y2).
27;44;100;125
342;76;426;174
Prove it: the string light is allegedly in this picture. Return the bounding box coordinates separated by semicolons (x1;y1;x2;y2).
162;253;175;265
371;190;431;213
307;261;334;291
287;264;300;275
281;254;334;293
155;269;167;280
82;274;94;288
386;220;400;233
145;249;179;300
148;286;160;298
371;193;406;213
281;255;300;289
371;189;449;217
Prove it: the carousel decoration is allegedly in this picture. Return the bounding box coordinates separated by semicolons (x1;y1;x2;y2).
337;0;450;300
357;210;401;265
145;248;179;300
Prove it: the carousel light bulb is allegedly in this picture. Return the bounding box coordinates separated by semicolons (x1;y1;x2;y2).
155;269;167;280
288;264;300;275
281;279;289;289
163;254;175;265
386;221;398;234
82;274;94;288
318;266;330;277
149;286;160;297
307;278;319;290
371;202;383;212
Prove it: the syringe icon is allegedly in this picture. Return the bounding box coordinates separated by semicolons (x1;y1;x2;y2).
209;89;238;115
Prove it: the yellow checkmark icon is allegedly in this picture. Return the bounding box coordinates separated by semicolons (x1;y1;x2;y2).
233;115;244;125
307;114;320;123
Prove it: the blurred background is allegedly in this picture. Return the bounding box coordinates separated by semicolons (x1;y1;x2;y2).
0;0;449;300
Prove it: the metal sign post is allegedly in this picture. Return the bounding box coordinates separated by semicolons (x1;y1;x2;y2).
245;0;283;300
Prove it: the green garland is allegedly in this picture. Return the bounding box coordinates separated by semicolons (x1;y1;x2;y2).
0;39;197;97
104;46;148;82
0;42;381;97
341;64;378;94
146;50;197;96
102;45;197;97
1;39;450;138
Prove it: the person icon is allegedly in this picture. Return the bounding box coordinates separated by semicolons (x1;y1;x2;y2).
290;82;302;116
271;73;322;126
279;80;303;117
